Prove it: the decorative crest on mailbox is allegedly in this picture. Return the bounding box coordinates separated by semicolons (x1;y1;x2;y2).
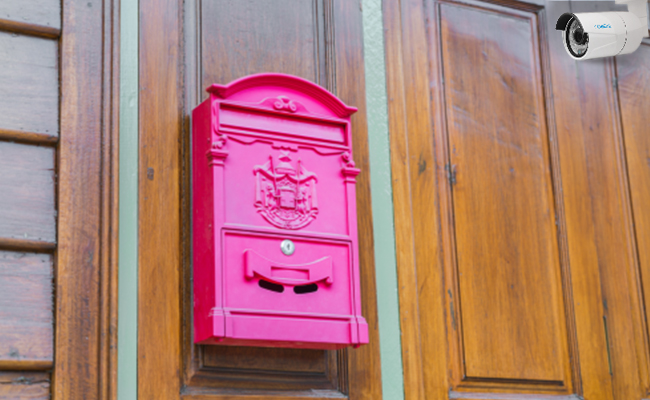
254;151;319;230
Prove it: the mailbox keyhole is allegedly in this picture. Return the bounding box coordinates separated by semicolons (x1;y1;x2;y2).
259;279;284;293
294;284;318;294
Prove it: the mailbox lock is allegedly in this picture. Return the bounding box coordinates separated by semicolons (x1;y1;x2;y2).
280;239;295;256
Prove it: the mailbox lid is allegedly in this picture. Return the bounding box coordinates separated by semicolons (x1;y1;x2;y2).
207;73;357;121
222;229;355;317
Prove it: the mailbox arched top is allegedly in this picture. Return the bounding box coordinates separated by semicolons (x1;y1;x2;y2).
206;73;358;119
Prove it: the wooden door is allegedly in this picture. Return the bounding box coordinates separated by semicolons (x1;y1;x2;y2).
385;0;650;399
137;0;381;399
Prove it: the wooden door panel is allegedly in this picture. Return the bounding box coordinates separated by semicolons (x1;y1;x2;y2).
202;347;327;373
0;31;58;137
139;0;380;398
437;0;573;389
184;0;348;393
201;0;333;89
386;0;650;398
0;142;56;245
0;251;53;369
617;40;650;399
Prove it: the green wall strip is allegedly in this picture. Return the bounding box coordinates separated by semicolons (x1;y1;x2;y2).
361;1;406;398
117;0;138;397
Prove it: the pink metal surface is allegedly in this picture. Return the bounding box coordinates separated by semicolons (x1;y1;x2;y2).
192;73;368;349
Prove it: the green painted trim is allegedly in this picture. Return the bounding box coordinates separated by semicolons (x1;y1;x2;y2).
361;1;405;399
117;0;138;397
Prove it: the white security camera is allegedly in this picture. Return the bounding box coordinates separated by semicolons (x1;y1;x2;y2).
556;0;649;60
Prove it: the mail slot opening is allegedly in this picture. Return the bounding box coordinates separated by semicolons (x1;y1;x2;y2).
259;279;284;293
294;283;318;294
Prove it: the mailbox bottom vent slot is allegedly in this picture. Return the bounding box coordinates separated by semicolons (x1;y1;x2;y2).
294;284;318;294
258;279;284;293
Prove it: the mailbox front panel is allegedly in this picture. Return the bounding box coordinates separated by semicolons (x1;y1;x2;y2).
192;73;368;349
222;230;353;315
220;138;350;235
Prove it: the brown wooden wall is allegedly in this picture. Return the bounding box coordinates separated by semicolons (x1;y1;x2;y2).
384;0;650;398
0;2;61;397
0;0;118;398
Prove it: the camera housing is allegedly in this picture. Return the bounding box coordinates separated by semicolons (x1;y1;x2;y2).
556;0;648;60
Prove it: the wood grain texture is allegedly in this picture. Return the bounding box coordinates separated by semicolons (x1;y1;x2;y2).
386;0;650;398
0;238;56;253
138;0;182;398
190;346;339;392
333;1;382;398
615;41;650;399
0;19;60;39
540;2;615;398
438;0;569;383
202;347;327;374
0;0;61;29
0;128;58;146
0;31;58;136
53;0;119;398
181;393;346;400
0;142;56;244
545;1;646;398
382;0;440;398
0;371;50;399
201;0;319;91
0;251;53;368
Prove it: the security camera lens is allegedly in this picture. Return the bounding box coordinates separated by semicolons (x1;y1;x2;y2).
566;17;588;57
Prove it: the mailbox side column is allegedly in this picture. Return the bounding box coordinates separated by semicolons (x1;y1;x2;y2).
342;161;368;345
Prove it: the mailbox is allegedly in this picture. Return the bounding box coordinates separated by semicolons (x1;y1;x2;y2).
192;73;368;349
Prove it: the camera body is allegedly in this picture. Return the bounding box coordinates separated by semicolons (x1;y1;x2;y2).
556;0;648;60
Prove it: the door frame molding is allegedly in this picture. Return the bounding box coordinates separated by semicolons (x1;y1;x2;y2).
53;0;120;398
382;0;450;398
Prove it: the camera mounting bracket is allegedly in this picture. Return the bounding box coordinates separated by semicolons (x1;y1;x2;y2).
615;0;649;37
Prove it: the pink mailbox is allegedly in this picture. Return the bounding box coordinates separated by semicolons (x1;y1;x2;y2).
192;73;368;349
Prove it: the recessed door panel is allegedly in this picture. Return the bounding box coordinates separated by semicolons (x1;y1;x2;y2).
438;0;573;389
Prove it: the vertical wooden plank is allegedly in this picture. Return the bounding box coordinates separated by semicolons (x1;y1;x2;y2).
382;0;428;398
54;0;119;398
612;40;650;398
138;0;182;398
100;0;120;398
334;1;383;398
545;1;637;398
200;0;318;88
55;0;103;397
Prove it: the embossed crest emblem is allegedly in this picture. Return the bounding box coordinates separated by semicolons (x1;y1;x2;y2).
254;152;318;230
